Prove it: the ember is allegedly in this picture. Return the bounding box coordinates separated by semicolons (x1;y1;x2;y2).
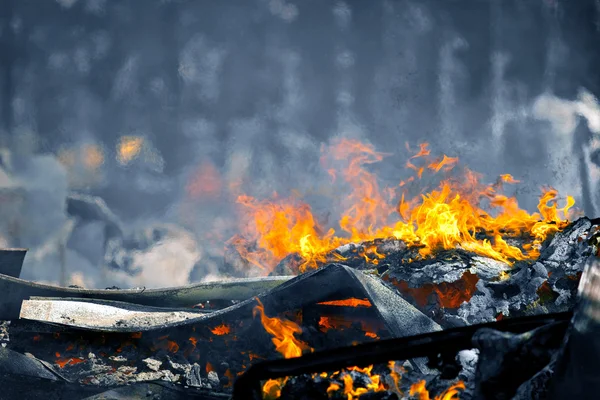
317;298;373;308
211;324;232;335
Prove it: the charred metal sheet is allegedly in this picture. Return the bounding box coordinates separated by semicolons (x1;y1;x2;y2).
0;273;294;319
0;346;66;382
346;267;441;337
20;298;211;331
15;264;439;338
0;248;27;278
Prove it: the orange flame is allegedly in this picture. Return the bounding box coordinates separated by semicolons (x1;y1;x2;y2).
235;140;574;274
252;298;311;359
210;324;231;336
410;380;466;400
317;298;372;307
263;377;289;399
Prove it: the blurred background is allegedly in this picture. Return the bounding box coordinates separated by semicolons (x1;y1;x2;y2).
0;0;598;288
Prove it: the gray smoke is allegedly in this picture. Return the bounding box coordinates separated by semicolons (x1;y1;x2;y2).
0;0;598;288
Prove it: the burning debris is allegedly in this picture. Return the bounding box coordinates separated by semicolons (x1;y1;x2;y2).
0;141;598;399
0;216;597;399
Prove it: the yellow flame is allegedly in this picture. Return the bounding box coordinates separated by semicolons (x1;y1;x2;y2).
235;140;575;274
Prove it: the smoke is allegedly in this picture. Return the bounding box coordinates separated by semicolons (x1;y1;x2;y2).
2;0;599;288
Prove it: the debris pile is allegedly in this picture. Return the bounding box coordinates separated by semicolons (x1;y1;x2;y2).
0;141;598;399
0;215;596;399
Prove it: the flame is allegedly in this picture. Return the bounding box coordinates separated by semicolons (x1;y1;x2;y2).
117;136;144;165
388;361;403;394
253;298;311;359
255;298;316;399
210;324;231;336
206;362;214;373
224;369;234;388
264;360;405;398
235;140;574;274
317;298;372;307
410;380;466;400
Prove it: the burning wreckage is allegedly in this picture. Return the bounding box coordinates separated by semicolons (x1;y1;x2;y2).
0;141;599;400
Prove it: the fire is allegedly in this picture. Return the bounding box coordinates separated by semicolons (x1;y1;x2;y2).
210;324;231;336
317;298;372;307
318;315;352;331
325;365;388;399
235;140;574;274
410;380;466;400
263;377;288;399
339;365;386;397
255;298;314;399
253;298;311;359
117;136;144;165
54;352;86;369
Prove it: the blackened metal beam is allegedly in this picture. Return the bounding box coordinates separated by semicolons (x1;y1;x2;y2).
232;312;571;400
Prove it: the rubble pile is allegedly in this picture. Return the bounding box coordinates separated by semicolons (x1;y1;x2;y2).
0;216;597;399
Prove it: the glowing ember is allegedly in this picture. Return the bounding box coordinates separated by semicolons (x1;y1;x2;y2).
55;352;86;369
253;298;311;359
206;361;214;373
235;140;574;274
318;315;352;332
390;271;480;309
317;298;372;307
410;380;466;400
210;324;231;336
